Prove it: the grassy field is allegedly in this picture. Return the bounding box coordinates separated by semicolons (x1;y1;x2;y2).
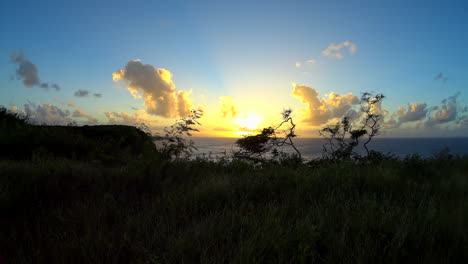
1;155;468;263
1;108;468;263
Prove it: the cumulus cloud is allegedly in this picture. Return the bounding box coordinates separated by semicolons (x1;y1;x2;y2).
10;103;98;125
291;83;359;126
23;103;72;125
397;103;429;124
113;60;194;118
426;93;460;127
104;109;157;126
74;89;90;97
10;50;60;90
72;109;98;124
322;41;357;59
219;96;239;118
434;72;448;82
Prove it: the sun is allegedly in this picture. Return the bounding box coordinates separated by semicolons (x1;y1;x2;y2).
235;114;262;133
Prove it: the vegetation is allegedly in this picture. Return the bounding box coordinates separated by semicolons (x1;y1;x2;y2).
0;108;158;164
1;106;468;263
234;109;301;165
153;109;203;159
319;92;385;161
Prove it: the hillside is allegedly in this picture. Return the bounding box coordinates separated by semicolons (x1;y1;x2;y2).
1;108;468;263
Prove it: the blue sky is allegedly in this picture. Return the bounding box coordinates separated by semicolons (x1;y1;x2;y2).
1;0;467;136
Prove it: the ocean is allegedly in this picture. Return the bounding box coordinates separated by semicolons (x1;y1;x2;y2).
190;137;468;160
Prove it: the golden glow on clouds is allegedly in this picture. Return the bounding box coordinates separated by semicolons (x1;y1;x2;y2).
113;60;194;118
291;83;359;126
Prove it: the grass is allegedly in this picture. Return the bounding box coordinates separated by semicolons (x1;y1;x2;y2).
1;107;468;263
1;156;468;263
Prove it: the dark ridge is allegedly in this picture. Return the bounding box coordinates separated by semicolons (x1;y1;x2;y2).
0;108;157;164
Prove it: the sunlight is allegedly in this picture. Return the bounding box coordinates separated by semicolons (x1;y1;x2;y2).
235;113;262;130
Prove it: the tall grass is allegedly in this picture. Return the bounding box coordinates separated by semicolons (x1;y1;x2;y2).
1;107;468;263
1;156;468;263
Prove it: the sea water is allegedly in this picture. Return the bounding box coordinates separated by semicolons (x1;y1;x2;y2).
190;137;468;160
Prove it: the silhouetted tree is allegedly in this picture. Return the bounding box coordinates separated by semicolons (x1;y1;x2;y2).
320;92;385;160
235;109;301;164
153;109;203;159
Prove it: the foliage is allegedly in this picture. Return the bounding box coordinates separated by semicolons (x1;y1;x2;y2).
234;109;301;164
320;92;385;161
0;107;28;127
3;106;468;263
0;107;157;164
1;156;468;263
153;109;203;159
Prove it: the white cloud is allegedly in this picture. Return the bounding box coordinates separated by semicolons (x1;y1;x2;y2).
398;103;429;124
113;60;195;118
322;41;357;59
104;109;158;127
426;93;460;126
23;103;72;125
291;83;359;126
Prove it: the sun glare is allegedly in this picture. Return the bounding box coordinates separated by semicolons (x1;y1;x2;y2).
235;114;262;131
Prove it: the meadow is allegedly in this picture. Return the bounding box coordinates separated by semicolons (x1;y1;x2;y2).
1;108;468;263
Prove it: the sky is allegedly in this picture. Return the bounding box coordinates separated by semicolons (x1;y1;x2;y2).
1;0;468;137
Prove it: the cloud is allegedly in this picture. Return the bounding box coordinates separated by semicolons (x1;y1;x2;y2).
23;103;72;125
295;62;301;68
39;82;60;91
74;90;102;98
457;115;468;127
10;50;39;87
177;90;193;117
434;72;448;82
291;83;359;126
72;109;98;124
113;60;194;118
53;97;75;107
51;84;60;91
10;50;60;90
322;41;357;59
104;109;157;126
397;103;429;124
219;96;239;118
425;93;460;126
12;103;97;125
74;89;90;97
